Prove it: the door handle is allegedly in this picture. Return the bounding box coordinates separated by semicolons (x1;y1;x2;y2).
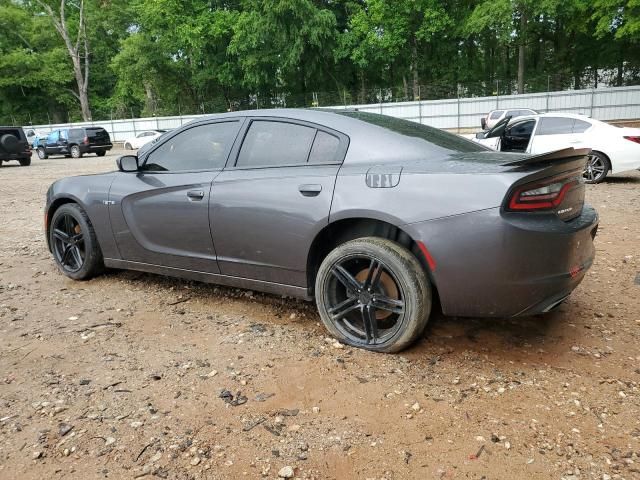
298;184;322;197
187;190;205;200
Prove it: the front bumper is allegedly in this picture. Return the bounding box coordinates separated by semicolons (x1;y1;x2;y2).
405;205;598;317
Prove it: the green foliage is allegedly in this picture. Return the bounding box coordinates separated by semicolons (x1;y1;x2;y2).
1;0;640;123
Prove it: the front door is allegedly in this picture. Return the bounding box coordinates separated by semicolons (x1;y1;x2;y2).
211;118;348;287
108;120;242;273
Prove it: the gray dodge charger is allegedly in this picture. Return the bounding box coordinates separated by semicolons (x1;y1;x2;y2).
45;109;598;352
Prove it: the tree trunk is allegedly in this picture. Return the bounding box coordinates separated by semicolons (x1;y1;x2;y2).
402;75;409;101
37;0;92;121
517;12;526;94
144;82;157;115
411;37;419;100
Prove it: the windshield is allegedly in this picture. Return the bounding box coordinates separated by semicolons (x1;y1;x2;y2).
337;111;488;153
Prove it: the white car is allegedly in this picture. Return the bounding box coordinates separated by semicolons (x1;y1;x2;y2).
473;113;640;183
123;130;167;150
480;108;538;130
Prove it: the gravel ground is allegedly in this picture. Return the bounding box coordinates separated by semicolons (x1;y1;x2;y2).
0;151;639;480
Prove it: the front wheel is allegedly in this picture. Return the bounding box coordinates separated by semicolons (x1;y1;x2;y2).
37;147;48;159
19;157;31;166
583;152;610;184
96;150;106;157
70;145;82;158
49;203;104;280
315;237;432;353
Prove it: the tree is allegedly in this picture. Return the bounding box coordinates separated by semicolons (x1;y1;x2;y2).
36;0;92;120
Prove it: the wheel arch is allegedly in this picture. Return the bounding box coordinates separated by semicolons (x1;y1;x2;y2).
306;216;439;300
591;149;612;171
45;196;81;251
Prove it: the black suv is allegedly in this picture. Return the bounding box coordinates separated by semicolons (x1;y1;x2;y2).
36;127;113;159
0;127;32;167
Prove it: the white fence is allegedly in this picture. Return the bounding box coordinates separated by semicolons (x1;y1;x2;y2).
25;85;640;141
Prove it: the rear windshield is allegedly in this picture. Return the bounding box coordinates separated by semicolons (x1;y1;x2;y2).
337;111;487;153
86;127;109;138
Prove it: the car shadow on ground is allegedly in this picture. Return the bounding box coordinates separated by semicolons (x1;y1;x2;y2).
603;175;640;184
102;268;567;362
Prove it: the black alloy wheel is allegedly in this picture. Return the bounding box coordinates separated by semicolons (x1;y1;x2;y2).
52;213;85;273
316;237;431;353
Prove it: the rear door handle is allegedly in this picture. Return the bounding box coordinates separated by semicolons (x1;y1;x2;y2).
298;184;322;197
187;190;205;200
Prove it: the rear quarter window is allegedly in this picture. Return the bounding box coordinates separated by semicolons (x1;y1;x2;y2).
537;117;576;135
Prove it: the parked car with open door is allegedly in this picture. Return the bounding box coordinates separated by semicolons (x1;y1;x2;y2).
473;113;640;183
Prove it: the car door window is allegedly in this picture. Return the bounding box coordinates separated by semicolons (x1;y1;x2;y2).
537;117;575;135
489;110;504;120
143;121;239;172
506;120;534;137
572;119;591;133
236;120;316;168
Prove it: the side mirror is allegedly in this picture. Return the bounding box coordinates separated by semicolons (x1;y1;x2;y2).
475;131;486;139
117;155;139;172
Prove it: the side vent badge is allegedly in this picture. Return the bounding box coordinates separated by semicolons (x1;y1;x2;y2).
366;166;402;188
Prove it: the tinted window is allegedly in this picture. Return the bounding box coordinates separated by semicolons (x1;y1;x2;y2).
144;122;238;172
573;119;591;133
537;117;575;135
506;120;535;137
48;131;59;142
489;110;504;119
68;128;84;140
236;121;316;168
338;111;487;153
86;127;109;139
308;131;340;163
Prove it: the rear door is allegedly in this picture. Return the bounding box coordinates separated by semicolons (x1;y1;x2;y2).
529;117;584;154
108;119;242;272
210;118;348;286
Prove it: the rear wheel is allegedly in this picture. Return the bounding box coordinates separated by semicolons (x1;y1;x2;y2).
96;150;106;157
124;142;133;150
70;145;82;158
583;151;610;184
37;147;48;159
19;157;31;166
49;203;104;280
315;237;431;353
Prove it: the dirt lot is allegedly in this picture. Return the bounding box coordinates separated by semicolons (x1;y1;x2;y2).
0;151;639;480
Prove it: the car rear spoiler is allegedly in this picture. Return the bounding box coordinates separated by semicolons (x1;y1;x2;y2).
500;147;591;167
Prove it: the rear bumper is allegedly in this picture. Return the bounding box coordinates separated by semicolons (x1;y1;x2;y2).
405;205;598;317
80;143;113;153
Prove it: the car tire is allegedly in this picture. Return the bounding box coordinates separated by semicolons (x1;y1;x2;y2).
49;203;104;280
96;150;106;157
124;142;132;150
583;151;610;184
70;145;82;158
37;147;48;159
315;237;432;353
19;157;31;166
0;133;19;153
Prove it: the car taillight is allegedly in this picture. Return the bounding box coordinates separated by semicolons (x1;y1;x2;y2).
508;175;580;211
83;136;89;145
623;135;640;144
